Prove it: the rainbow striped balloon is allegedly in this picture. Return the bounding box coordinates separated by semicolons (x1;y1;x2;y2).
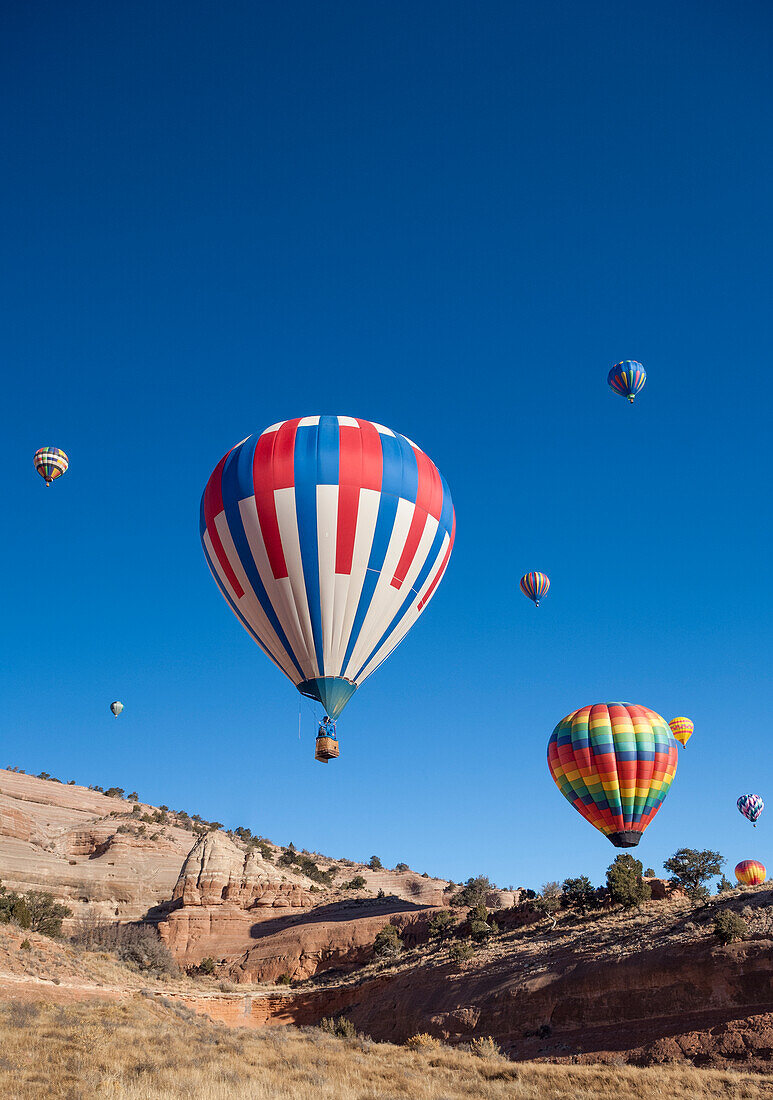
33;446;69;486
669;717;694;748
735;859;766;886
520;571;550;607
548;702;678;848
608;361;646;403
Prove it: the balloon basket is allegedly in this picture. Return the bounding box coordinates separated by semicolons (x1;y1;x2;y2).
315;736;339;763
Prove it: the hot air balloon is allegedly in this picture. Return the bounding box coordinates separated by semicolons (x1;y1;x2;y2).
735;859;766;886
520;572;550;608
201;416;455;760
737;794;764;827
547;702;678;848
607;361;646;403
110;701;124;718
669;717;694;748
34;447;69;486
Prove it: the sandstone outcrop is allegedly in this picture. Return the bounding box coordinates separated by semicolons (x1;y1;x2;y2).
0;771;197;923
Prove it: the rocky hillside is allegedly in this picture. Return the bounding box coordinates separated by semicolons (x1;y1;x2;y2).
0;768;478;930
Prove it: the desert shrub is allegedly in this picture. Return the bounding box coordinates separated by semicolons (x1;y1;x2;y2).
714;910;748;944
218;979;238;992
645;868;656;877
450;876;494;908
470;1036;503;1059
116;824;132;834
19;939;31;951
72;918;180;976
534;881;562;925
663;848;724;900
407;1033;440;1050
561;875;597;913
275;973;292;986
449;941;475;963
373;923;403;958
319;1015;357;1039
343;875;367;890
24;892;72;936
717;875;734;894
606;855;651;909
395;863;409;872
368;856;383;870
470;919;492;942
429;910;457;942
104;788;125;799
198;956;216;975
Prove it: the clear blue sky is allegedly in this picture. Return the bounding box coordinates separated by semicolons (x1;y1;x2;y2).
2;2;771;891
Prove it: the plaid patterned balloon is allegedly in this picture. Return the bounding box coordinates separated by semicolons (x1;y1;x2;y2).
34;446;69;486
735;859;766;886
669;716;694;747
608;361;646;403
547;702;678;848
737;794;764;826
520;571;550;607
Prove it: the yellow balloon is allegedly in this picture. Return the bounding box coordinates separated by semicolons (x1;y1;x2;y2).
669;716;694;748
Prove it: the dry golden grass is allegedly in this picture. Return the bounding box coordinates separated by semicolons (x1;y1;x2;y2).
1;997;772;1100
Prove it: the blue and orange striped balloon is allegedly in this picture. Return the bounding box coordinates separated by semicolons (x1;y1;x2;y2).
520;571;550;607
735;859;766;886
608;361;646;403
547;702;678;848
201;417;455;722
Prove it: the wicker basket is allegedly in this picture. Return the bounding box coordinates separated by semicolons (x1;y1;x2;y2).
315;735;340;763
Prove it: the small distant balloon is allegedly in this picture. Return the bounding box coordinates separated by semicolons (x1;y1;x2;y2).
34;447;69;486
608;361;646;403
520;572;550;608
737;794;764;827
735;859;766;886
669;717;694;748
110;701;124;718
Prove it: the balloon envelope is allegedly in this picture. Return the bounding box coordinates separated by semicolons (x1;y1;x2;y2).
34;446;69;485
735;859;766;886
669;717;694;747
548;702;678;848
520;571;550;607
737;794;764;825
608;361;646;403
201;416;455;720
110;701;124;717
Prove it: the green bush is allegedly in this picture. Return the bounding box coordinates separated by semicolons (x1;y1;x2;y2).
561;875;598;913
198;956;216;975
429;910;457;942
663;848;724;901
368;856;383;870
714;911;748;944
450;876;494;908
19;939;31;951
343;875;367;890
0;882;72;938
449;941;475;963
716;874;734;894
275;973;292;985
606;855;651;909
373;923;403;958
395;863;409;873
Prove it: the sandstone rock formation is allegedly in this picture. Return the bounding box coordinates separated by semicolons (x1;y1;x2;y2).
0;770;197;923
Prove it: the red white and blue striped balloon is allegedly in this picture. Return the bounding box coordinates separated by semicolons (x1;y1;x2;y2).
520;571;550;607
201;416;455;720
607;361;646;403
